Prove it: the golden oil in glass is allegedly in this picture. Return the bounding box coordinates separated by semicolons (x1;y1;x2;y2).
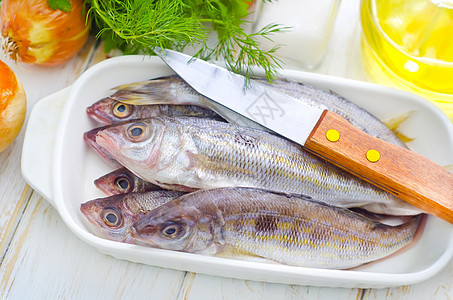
361;0;453;120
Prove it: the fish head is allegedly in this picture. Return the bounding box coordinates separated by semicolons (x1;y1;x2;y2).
131;200;213;253
86;97;136;125
94;168;137;196
95;120;164;177
84;126;123;168
80;194;134;243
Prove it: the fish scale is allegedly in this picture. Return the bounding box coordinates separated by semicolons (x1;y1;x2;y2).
111;75;408;148
185;120;389;201
96;116;423;215
86;96;225;125
87;75;413;205
223;206;398;267
132;187;423;269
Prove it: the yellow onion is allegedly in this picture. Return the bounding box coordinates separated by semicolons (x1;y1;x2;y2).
0;60;26;153
0;0;89;66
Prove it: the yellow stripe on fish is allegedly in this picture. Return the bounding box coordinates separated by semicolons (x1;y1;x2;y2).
95;116;423;216
131;187;424;269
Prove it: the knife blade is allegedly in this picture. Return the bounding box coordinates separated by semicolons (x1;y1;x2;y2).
154;48;453;224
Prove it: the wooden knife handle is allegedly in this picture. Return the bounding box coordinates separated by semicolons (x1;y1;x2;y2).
305;110;453;223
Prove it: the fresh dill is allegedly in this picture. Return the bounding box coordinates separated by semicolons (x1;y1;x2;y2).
84;0;287;81
48;0;72;12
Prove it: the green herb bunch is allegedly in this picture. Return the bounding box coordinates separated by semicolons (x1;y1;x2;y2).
50;0;286;81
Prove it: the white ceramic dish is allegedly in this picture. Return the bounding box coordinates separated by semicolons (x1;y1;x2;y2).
22;55;453;288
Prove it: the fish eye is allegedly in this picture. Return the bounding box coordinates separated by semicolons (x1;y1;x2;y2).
161;222;185;239
130;127;142;136
102;207;123;228
114;176;133;193
126;122;150;142
112;102;133;118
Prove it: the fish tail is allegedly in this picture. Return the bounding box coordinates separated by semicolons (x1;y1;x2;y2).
375;213;425;252
404;213;427;247
353;214;426;270
382;110;416;143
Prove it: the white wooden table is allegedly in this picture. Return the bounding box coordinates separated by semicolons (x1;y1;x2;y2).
1;1;452;299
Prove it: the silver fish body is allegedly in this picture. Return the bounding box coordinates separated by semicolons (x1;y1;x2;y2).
258;79;408;148
111;76;261;129
86;96;225;125
94;167;162;196
113;75;407;148
132;187;424;269
80;190;185;243
95;116;423;215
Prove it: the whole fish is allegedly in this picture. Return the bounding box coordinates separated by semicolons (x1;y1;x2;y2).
110;76;261;129
132;187;424;269
112;75;408;148
80;190;185;244
95;116;423;215
95;167;162;196
86;96;225;125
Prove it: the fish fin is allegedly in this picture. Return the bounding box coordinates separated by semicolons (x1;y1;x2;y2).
112;76;180;92
184;152;227;183
357;201;424;216
195;243;222;256
349;208;416;225
327;90;345;98
112;80;155;92
153;180;198;192
110;91;181;105
186;151;212;171
215;245;282;265
111;76;194;105
444;164;453;173
382;110;416;143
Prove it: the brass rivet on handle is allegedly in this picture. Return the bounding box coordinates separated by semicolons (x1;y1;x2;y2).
326;129;340;142
366;149;380;162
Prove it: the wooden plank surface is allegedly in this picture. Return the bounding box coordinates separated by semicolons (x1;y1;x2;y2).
0;36;99;258
1;1;453;299
0;193;185;299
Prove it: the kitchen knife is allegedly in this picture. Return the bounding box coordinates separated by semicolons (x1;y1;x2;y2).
154;48;453;224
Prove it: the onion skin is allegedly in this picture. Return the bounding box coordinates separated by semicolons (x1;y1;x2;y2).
246;0;256;8
0;60;26;153
0;0;89;66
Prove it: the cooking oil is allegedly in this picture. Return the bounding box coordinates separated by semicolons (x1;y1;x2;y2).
361;0;453;120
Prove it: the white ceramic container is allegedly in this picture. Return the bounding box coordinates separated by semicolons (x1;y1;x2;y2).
22;55;453;288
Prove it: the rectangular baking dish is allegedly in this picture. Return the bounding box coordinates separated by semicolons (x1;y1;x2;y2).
22;55;453;288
